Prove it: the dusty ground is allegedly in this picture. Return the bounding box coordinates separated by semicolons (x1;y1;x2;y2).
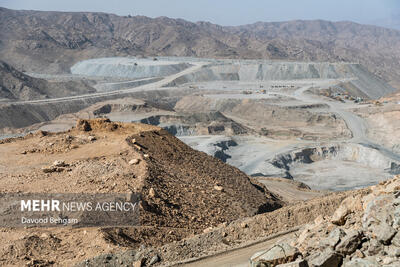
354;94;400;154
257;177;326;203
0;119;282;266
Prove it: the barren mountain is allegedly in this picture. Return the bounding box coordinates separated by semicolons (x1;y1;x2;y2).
1;7;400;88
0;60;95;101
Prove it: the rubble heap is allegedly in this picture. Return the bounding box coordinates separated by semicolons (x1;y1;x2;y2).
252;176;400;266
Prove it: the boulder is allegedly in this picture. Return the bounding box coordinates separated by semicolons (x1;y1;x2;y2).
369;222;396;245
392;232;400;247
331;196;362;226
250;243;302;266
331;206;347;226
365;239;383;256
53;160;68;167
335;230;363;255
320;227;346;248
76;119;92;131
362;195;396;229
148;188;156;198
384;245;400;257
129;159;140;165
308;248;342;267
148;254;160;265
214;185;224;191
42;166;65;173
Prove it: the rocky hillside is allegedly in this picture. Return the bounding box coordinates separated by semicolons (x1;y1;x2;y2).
0;118;281;263
0;60;49;100
1;7;400;88
0;60;95;101
251;176;400;266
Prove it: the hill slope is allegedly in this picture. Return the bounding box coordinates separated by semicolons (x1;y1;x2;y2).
0;60;95;101
1;8;400;88
0;119;281;248
0;60;49;100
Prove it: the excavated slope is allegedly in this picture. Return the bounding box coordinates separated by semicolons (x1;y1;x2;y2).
166;62;395;99
71;57;192;79
0;60;95;101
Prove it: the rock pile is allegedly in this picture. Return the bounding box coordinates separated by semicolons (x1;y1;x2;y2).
42;160;71;173
252;176;400;266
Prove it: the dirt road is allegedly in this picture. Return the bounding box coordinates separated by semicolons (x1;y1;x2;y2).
7;62;208;105
172;230;298;267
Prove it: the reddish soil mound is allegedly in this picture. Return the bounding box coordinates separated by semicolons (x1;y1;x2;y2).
128;130;282;229
0;118;282;265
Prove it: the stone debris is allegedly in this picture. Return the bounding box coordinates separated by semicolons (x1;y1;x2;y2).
308;248;342;267
148;254;160;265
148;188;156;198
42;166;65;173
133;144;142;151
213;185;224;191
203;227;213;233
251;176;400;267
335;230;363;255
52;160;69;167
250;243;301;266
76;119;92;132
129;159;140;165
42;160;70;173
240;222;248;228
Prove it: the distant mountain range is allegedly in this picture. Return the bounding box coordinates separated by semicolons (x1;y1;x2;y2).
1;7;400;88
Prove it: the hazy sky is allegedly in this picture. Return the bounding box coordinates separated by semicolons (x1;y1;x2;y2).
1;0;399;26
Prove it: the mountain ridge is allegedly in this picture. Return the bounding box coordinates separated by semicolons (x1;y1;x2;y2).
1;7;400;88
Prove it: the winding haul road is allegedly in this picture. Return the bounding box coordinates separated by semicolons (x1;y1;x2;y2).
5;62;208;105
172;230;299;267
4;61;399;163
177;82;400;267
292;84;400;162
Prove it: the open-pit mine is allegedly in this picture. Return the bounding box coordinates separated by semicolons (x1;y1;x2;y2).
3;5;400;266
2;57;399;192
1;53;400;267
